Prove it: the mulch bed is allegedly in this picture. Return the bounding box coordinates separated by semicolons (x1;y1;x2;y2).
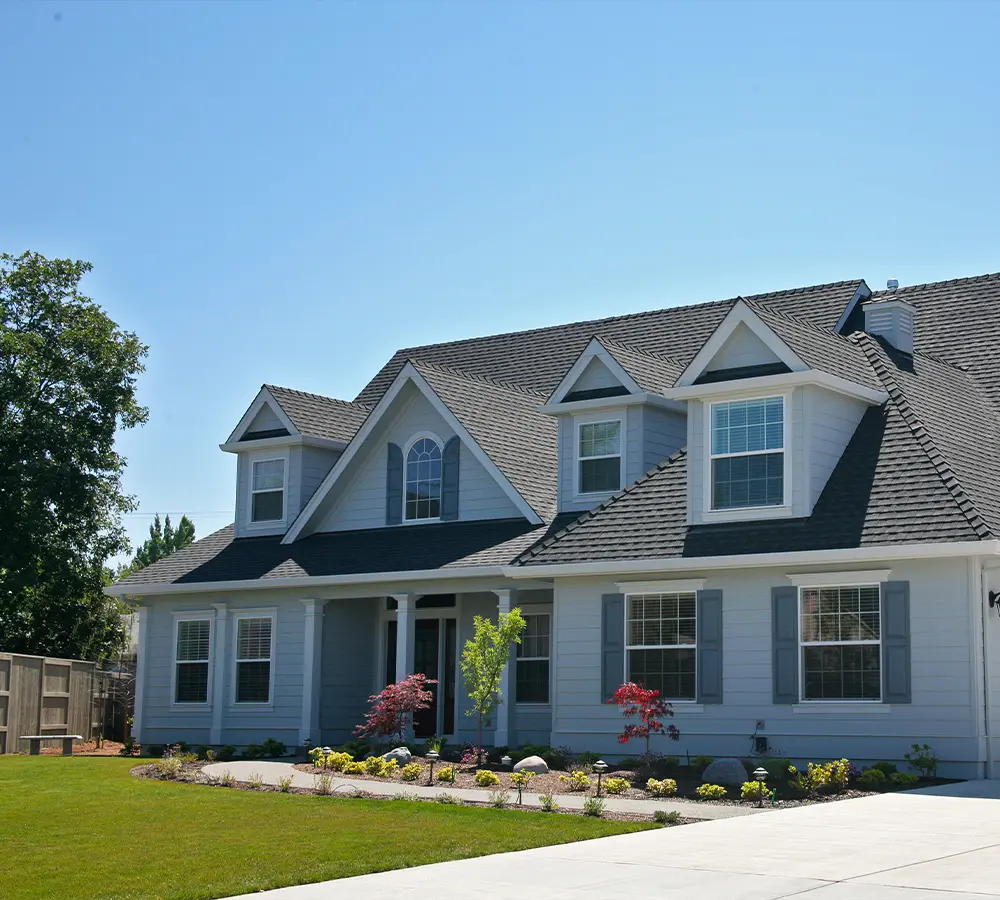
28;740;127;757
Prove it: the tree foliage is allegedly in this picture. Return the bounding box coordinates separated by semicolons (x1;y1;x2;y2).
609;682;680;774
460;607;526;761
354;673;436;744
117;514;196;579
0;251;148;659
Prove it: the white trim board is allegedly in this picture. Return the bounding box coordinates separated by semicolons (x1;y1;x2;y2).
664;370;887;406
834;281;872;334
226;386;299;444
545;337;642;404
283;362;543;543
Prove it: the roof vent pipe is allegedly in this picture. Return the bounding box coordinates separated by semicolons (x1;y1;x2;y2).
864;298;915;354
887;278;899;291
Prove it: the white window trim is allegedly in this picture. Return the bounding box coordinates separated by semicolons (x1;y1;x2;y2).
787;570;892;588
402;431;445;524
797;584;883;704
616;579;706;595
623;592;698;703
248;453;288;527
703;392;792;519
515;612;551;706
231;608;277;708
171;611;213;708
574;414;625;498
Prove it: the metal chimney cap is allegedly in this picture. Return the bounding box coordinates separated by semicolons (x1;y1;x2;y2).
887;278;899;290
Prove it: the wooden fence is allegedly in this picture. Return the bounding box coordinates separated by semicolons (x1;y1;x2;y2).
0;653;101;753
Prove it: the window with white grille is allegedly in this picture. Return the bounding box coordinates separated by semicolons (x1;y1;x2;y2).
235;616;273;703
175;619;211;704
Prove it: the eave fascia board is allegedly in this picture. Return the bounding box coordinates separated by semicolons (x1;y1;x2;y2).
834;281;871;334
538;392;686;416
104;565;511;598
225;386;300;444
504;540;1000;579
545;337;643;404
675;301;809;387
662;370;887;405
219;435;348;454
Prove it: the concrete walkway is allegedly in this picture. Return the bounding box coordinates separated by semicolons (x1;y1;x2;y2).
201;760;764;820
213;779;1000;900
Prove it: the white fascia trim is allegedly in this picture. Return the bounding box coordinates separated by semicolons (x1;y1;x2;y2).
834;281;872;334
219;435;348;454
664;370;887;406
538;392;686;416
103;565;509;597
786;569;892;587
676;301;808;387
615;578;706;594
225;387;299;444
545;337;642;404
504;540;1000;579
283;362;543;543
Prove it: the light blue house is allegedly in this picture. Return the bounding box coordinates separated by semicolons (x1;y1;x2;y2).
110;273;1000;777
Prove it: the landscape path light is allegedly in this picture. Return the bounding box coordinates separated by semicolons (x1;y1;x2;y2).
427;750;439;786
594;759;608;797
753;766;768;808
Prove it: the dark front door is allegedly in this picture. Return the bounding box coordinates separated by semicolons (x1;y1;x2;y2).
384;617;458;738
412;620;439;738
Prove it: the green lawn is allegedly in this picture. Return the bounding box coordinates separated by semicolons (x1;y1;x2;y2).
1;757;653;900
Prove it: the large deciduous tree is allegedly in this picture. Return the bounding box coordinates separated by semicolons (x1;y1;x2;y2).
0;251;148;659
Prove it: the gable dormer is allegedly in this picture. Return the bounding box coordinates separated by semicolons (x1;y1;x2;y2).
664;301;887;525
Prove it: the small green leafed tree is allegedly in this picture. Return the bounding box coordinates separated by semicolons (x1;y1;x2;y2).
460;607;526;763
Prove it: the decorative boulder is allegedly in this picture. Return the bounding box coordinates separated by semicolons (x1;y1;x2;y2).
513;755;549;774
382;747;412;766
701;758;749;787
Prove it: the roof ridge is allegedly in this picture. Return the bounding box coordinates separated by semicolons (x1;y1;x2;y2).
265;384;373;410
857;334;994;540
596;335;683;363
745;295;854;341
869;271;1000;297
516;448;688;564
409;358;548;398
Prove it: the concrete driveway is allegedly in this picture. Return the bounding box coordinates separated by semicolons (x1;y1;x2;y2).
221;784;1000;899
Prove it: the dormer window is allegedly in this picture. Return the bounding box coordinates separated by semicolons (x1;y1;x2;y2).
710;396;784;510
251;457;286;522
405;436;442;520
577;419;622;494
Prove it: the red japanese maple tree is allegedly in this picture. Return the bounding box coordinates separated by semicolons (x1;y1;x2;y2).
609;682;680;772
354;673;436;744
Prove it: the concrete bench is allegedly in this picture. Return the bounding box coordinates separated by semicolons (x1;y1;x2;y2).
20;735;83;756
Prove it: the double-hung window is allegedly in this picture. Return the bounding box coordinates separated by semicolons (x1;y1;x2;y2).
516;614;550;704
710;396;784;509
800;585;881;701
625;593;697;700
175;619;211;704
578;420;622;494
235;616;274;704
251;458;285;523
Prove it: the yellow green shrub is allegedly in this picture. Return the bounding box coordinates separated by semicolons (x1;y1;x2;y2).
603;777;630;794
646;778;677;797
695;783;727;800
474;769;501;787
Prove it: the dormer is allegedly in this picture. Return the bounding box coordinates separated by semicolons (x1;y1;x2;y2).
540;337;687;513
221;386;366;538
661;300;888;525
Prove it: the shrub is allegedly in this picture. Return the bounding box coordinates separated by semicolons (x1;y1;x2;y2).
891;772;920;788
217;745;236;762
436;793;461;805
326;751;353;772
646;778;678;797
788;762;828;798
338;739;373;759
740;780;772;802
436;765;456;783
461;745;486;765
277;774;294;792
904;743;939;778
342;760;365;775
262;738;286;758
662;756;681;771
308;746;327;768
362;756;398;778
538;792;558;812
354;673;437;745
242;744;265;760
569;751;602;772
400;762;423;782
582;797;606;817
762;758;792;780
314;774;334;795
617;756;641;771
220;770;237;788
425;735;447;755
474;769;501;787
858;768;888;789
246;773;264;790
488;788;511;809
155;755;182;778
603;777;631;795
871;761;898;777
692;756;714;774
204;748;218;763
696;783;727;800
825;759;853;794
560;770;591;791
654;810;681;825
119;736;139;757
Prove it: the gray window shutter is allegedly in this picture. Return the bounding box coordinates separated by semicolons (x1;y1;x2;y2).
882;581;911;704
696;589;723;704
385;443;403;525
441;436;460;521
601;593;625;702
772;585;799;704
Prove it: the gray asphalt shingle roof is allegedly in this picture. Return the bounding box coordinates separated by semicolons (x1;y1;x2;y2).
265;385;372;443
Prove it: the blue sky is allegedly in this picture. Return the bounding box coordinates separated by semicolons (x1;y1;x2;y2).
2;0;998;559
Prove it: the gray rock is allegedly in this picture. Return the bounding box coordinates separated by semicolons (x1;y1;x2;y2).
382;746;412;765
701;758;749;787
513;755;549;774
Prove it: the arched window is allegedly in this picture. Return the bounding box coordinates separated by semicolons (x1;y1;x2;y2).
405;437;442;520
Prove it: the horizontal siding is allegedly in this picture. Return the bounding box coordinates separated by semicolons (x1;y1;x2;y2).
571;358;621;393
705;322;782;371
558;405;634;514
641;406;687;472
300;445;341;509
247;404;283;433
319;598;379;744
807;386;868;507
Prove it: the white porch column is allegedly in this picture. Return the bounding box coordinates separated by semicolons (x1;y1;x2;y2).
493;589;517;748
210;603;228;745
131;604;148;743
299;598;327;746
391;593;417;741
